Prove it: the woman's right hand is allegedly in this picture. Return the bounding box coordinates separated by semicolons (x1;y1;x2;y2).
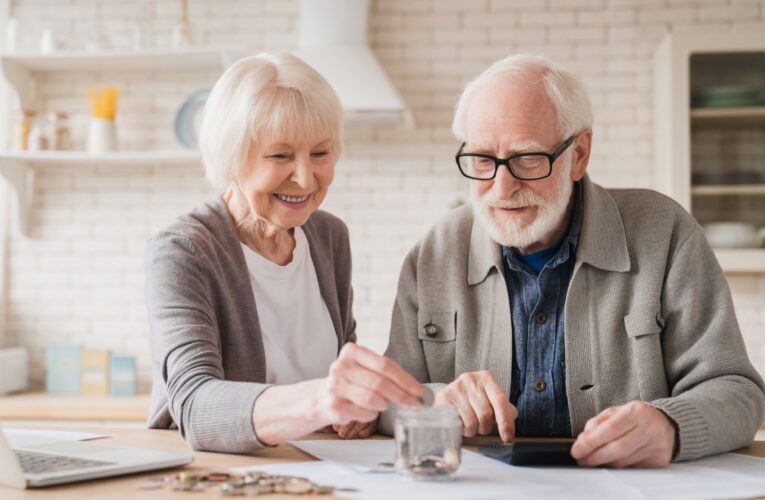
313;343;423;426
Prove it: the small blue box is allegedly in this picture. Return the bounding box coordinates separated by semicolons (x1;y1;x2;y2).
46;345;82;395
109;355;136;397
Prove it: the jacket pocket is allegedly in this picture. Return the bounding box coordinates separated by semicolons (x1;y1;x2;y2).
624;303;668;400
417;310;456;343
417;310;456;383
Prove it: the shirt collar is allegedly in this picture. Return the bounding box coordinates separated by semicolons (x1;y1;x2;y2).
467;174;631;286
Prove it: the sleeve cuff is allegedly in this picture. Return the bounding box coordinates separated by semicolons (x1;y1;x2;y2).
184;380;274;453
649;397;709;462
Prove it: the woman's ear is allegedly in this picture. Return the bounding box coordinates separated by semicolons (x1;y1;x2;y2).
570;129;592;182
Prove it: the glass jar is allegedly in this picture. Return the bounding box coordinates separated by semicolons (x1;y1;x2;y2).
394;405;461;481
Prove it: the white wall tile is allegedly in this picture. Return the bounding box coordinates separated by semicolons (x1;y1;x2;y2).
4;0;765;392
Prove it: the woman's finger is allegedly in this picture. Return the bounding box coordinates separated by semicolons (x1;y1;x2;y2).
341;344;422;401
341;364;421;408
331;376;389;413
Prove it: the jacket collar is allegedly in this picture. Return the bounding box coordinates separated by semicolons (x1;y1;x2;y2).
467;174;631;286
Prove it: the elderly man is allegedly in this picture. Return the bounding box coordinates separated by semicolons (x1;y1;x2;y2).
380;54;765;467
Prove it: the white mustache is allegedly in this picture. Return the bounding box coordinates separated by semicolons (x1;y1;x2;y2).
482;189;546;209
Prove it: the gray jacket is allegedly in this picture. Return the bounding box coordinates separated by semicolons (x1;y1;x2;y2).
382;175;765;461
145;197;356;453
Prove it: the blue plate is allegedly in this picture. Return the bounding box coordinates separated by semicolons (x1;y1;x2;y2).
174;88;211;149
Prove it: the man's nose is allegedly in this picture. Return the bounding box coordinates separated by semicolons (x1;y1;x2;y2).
492;163;523;198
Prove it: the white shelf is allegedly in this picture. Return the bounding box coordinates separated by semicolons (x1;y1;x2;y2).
691;106;765;126
0;150;201;166
0;48;240;237
0;48;241;110
692;184;765;196
0;49;238;73
715;249;765;273
0;150;201;236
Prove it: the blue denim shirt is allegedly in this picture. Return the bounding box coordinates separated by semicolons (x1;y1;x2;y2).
501;182;583;437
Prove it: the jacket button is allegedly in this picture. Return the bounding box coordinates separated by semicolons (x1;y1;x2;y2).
535;312;548;324
423;322;438;337
533;380;546;392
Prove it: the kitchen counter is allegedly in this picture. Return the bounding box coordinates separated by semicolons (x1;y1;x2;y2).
0;392;149;422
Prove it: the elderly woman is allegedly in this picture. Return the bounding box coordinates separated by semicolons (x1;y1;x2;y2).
145;53;422;453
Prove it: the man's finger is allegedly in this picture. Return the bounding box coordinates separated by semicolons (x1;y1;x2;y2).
483;381;516;442
465;384;494;435
576;426;647;467
582;406;617;433
572;405;638;459
442;389;480;437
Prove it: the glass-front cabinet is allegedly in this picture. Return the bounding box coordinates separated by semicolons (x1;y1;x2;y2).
654;29;765;272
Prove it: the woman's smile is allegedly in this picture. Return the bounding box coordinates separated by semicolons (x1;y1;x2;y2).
274;192;312;209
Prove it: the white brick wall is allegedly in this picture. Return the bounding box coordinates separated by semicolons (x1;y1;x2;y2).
2;0;765;391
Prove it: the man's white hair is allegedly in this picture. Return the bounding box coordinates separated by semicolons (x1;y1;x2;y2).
451;53;593;141
199;52;343;190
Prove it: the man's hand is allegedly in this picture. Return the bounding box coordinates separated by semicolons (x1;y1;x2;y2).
571;401;677;468
435;370;516;442
333;419;377;439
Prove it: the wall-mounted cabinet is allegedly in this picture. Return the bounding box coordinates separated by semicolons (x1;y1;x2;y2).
654;28;765;273
0;49;238;236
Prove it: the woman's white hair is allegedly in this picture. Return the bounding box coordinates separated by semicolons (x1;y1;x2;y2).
199;52;343;190
451;53;593;142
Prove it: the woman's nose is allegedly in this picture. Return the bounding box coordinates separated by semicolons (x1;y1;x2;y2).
290;158;313;189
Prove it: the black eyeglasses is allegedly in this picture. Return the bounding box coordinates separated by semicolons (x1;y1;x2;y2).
455;135;576;181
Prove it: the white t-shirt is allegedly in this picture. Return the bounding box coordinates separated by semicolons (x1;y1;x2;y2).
240;227;338;385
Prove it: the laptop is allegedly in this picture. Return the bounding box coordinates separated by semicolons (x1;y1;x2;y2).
0;427;193;489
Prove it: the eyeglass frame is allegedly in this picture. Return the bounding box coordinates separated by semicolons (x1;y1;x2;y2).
455;135;577;181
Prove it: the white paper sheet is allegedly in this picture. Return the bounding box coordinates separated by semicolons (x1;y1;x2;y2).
2;429;107;448
233;459;562;500
242;440;765;500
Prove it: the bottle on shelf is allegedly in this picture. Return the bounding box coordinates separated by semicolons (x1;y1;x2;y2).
47;111;72;151
27;116;49;151
10;110;35;151
171;0;194;50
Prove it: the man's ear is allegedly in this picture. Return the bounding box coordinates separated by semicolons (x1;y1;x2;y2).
570;130;592;182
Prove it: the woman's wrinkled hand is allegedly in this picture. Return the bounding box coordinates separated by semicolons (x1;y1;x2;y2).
313;343;423;426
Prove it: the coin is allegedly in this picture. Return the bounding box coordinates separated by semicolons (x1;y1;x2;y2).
420;386;435;406
137;480;163;490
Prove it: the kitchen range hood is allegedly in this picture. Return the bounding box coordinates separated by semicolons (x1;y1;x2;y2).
294;0;413;126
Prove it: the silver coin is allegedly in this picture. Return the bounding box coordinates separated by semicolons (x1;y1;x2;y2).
420;386;435;406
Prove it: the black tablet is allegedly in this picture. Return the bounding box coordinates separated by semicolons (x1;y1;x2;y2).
477;439;578;466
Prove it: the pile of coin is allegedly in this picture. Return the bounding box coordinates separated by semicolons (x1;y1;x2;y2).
138;471;346;496
398;447;461;478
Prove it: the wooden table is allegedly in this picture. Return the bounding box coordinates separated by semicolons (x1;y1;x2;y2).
2;425;764;499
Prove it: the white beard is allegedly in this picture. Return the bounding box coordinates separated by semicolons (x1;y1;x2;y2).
472;161;574;250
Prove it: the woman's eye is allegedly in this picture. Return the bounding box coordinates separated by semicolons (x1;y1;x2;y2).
268;153;290;160
311;151;329;158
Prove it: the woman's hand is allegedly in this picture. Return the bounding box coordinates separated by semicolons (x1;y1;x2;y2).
253;343;422;446
333;419;378;439
312;343;423;426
